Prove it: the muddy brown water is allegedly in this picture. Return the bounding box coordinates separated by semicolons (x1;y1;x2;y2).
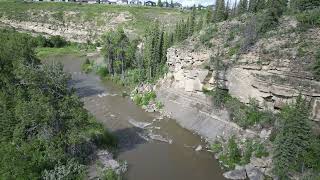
46;54;225;180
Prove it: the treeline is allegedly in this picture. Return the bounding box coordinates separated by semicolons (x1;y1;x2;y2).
205;0;320;24
0;29;115;179
100;8;201;84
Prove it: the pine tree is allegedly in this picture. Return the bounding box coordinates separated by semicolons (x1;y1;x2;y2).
189;5;196;35
205;7;213;24
256;0;266;11
249;0;257;12
214;0;226;22
238;0;248;14
158;0;163;7
225;0;230;20
231;0;238;17
290;0;320;11
267;0;288;18
170;0;174;8
197;16;204;31
273;95;312;179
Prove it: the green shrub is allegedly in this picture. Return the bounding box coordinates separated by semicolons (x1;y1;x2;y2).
296;8;320;27
313;49;320;80
211;141;223;153
133;91;157;107
96;66;109;78
273;96;313;179
42;160;86;180
241;139;254;165
226;98;275;128
48;35;68;48
220;136;241;169
81;59;93;73
205;88;232;108
228;44;240;57
254;143;269;158
200;25;217;47
101;169;121;180
155;101;164;109
304;137;320;171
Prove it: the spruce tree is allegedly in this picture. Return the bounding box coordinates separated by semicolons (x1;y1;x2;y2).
214;0;226;22
291;0;320;11
205;7;213;24
267;0;288;18
273;95;312;179
238;0;248;14
189;5;196;35
249;0;257;12
256;0;266;11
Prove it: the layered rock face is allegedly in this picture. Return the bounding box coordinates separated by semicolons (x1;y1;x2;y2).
0;11;132;42
159;17;320;124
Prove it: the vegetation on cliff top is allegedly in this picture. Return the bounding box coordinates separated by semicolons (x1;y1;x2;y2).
0;0;188;36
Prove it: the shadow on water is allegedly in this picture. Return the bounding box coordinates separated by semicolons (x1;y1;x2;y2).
68;79;105;98
112;127;148;153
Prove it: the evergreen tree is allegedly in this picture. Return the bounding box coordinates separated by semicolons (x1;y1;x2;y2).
214;0;226;22
231;0;238;17
238;0;248;14
256;0;266;11
197;16;204;31
249;0;257;12
158;0;163;7
267;0;288;18
189;5;196;35
273;96;312;179
225;0;230;20
205;6;213;24
170;0;174;8
291;0;320;11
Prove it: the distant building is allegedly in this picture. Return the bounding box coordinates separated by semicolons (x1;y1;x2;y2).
162;1;169;7
101;0;116;4
87;0;97;3
173;2;182;8
117;0;128;5
144;0;155;6
129;0;142;5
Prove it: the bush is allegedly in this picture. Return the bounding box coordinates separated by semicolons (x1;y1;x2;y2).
132;91;157;107
81;59;93;73
254;143;269;158
273;96;313;178
221;136;241;169
296;8;320;27
200;25;217;47
226;98;274;128
48;35;68;48
313;49;320;80
155;101;164;109
241;139;254;165
211;141;223;153
101;169;121;180
42;160;85;180
96;66;109;78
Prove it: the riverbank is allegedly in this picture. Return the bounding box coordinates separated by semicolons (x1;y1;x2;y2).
48;53;226;180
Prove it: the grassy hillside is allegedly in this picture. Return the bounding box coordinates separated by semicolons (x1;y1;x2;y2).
0;1;188;37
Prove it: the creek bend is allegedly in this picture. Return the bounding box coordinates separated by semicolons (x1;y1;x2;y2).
46;54;225;180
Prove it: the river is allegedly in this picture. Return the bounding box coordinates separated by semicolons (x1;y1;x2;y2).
46;54;225;180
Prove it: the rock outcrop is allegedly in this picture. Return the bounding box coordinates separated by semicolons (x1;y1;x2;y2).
158;16;320;125
0;11;132;42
